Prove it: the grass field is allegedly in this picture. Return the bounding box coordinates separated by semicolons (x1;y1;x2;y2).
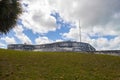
0;49;120;80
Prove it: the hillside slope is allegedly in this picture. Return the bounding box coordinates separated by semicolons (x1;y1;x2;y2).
0;49;120;80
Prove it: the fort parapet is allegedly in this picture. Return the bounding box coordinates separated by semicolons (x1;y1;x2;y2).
7;41;96;52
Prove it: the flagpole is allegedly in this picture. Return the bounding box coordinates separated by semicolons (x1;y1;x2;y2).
79;20;81;42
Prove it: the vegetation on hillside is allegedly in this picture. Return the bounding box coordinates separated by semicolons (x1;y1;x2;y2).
0;49;120;80
0;0;22;35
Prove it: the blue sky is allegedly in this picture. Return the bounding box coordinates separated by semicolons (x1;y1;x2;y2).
0;0;120;50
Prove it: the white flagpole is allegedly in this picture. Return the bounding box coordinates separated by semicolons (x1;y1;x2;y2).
79;20;81;42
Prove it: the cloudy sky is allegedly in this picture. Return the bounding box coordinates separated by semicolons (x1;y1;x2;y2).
0;0;120;50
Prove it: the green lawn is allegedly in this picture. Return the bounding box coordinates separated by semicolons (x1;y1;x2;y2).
0;49;120;80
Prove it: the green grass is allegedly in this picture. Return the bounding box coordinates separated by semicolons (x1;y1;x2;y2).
0;49;120;80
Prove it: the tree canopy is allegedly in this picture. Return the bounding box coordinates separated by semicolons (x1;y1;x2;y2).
0;0;22;35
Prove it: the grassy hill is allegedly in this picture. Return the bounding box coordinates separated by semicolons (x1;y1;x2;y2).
0;49;120;80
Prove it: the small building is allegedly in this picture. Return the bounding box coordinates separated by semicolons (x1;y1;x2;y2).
7;41;96;52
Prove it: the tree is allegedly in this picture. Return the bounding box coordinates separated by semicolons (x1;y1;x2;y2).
0;0;22;35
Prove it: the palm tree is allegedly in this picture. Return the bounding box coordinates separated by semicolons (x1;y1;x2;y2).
0;0;22;35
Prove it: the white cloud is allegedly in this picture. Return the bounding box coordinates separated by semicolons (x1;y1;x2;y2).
49;0;120;24
13;25;32;44
48;0;120;36
18;0;120;50
0;43;5;46
91;36;120;50
92;38;109;50
1;37;16;44
113;12;120;19
62;27;79;41
50;0;120;50
109;36;120;49
62;26;120;50
0;43;5;48
20;0;57;34
35;36;53;44
55;39;64;42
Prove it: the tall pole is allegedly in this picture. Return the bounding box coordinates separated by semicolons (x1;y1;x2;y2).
79;20;81;42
